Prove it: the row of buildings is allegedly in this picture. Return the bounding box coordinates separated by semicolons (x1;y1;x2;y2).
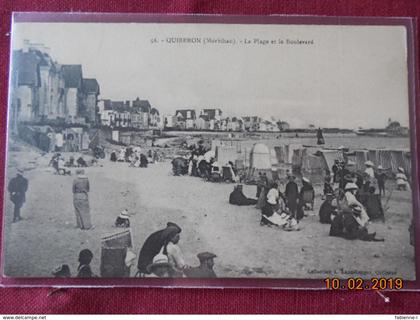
9;40;100;133
98;98;162;129
164;109;290;132
10;40;289;134
98;105;290;132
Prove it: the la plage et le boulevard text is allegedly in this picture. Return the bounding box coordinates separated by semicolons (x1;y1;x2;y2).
150;36;315;46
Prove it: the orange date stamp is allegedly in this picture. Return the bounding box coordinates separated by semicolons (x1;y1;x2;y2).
324;277;404;290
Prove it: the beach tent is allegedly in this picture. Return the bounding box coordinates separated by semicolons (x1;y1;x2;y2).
390;150;411;174
300;150;329;184
288;144;302;164
403;151;412;176
319;149;339;173
274;145;288;164
246;143;272;182
249;143;271;169
354;150;369;171
368;150;380;166
292;148;306;171
378;150;393;171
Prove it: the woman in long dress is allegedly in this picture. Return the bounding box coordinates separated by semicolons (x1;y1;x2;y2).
73;169;93;230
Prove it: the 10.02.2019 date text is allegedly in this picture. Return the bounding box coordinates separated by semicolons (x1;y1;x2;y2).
324;278;403;290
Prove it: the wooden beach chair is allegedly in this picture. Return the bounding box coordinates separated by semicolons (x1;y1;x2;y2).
100;230;133;277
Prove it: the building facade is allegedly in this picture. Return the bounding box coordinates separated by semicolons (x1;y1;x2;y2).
10;42;100;127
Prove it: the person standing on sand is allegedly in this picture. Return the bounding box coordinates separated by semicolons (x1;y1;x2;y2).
375;165;388;197
72;169;93;230
285;175;299;219
256;173;269;209
8;168;28;223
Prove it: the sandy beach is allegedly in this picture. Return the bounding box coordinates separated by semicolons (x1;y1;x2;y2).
2;144;415;280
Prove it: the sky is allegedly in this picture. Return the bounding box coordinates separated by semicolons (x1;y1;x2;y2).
11;22;410;129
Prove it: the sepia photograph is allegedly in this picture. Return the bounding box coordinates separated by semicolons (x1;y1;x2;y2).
1;15;416;282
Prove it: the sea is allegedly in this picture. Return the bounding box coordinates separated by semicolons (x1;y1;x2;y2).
169;131;411;151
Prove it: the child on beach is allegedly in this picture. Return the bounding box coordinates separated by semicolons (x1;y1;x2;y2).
115;209;131;228
77;249;95;278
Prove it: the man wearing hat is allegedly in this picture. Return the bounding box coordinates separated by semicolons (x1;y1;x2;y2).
185;252;217;278
364;161;375;179
145;252;173;278
8;169;29;222
375;165;388;197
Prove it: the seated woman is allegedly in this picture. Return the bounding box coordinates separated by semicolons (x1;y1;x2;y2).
261;183;289;227
344;183;369;227
140;154;148;168
319;193;337;224
342;205;384;242
110;151;117;162
77;157;88;167
117;149;126;162
229;184;257;206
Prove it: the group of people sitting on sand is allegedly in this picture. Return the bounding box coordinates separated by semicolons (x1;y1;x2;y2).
136;222;217;278
318;160;411;242
229;172;316;231
52;222;218;279
228;156;410;241
330;159;410;197
49;153;92;175
318;182;384;242
172;142;242;183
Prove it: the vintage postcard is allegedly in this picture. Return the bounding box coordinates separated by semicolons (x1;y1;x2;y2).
1;14;417;286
